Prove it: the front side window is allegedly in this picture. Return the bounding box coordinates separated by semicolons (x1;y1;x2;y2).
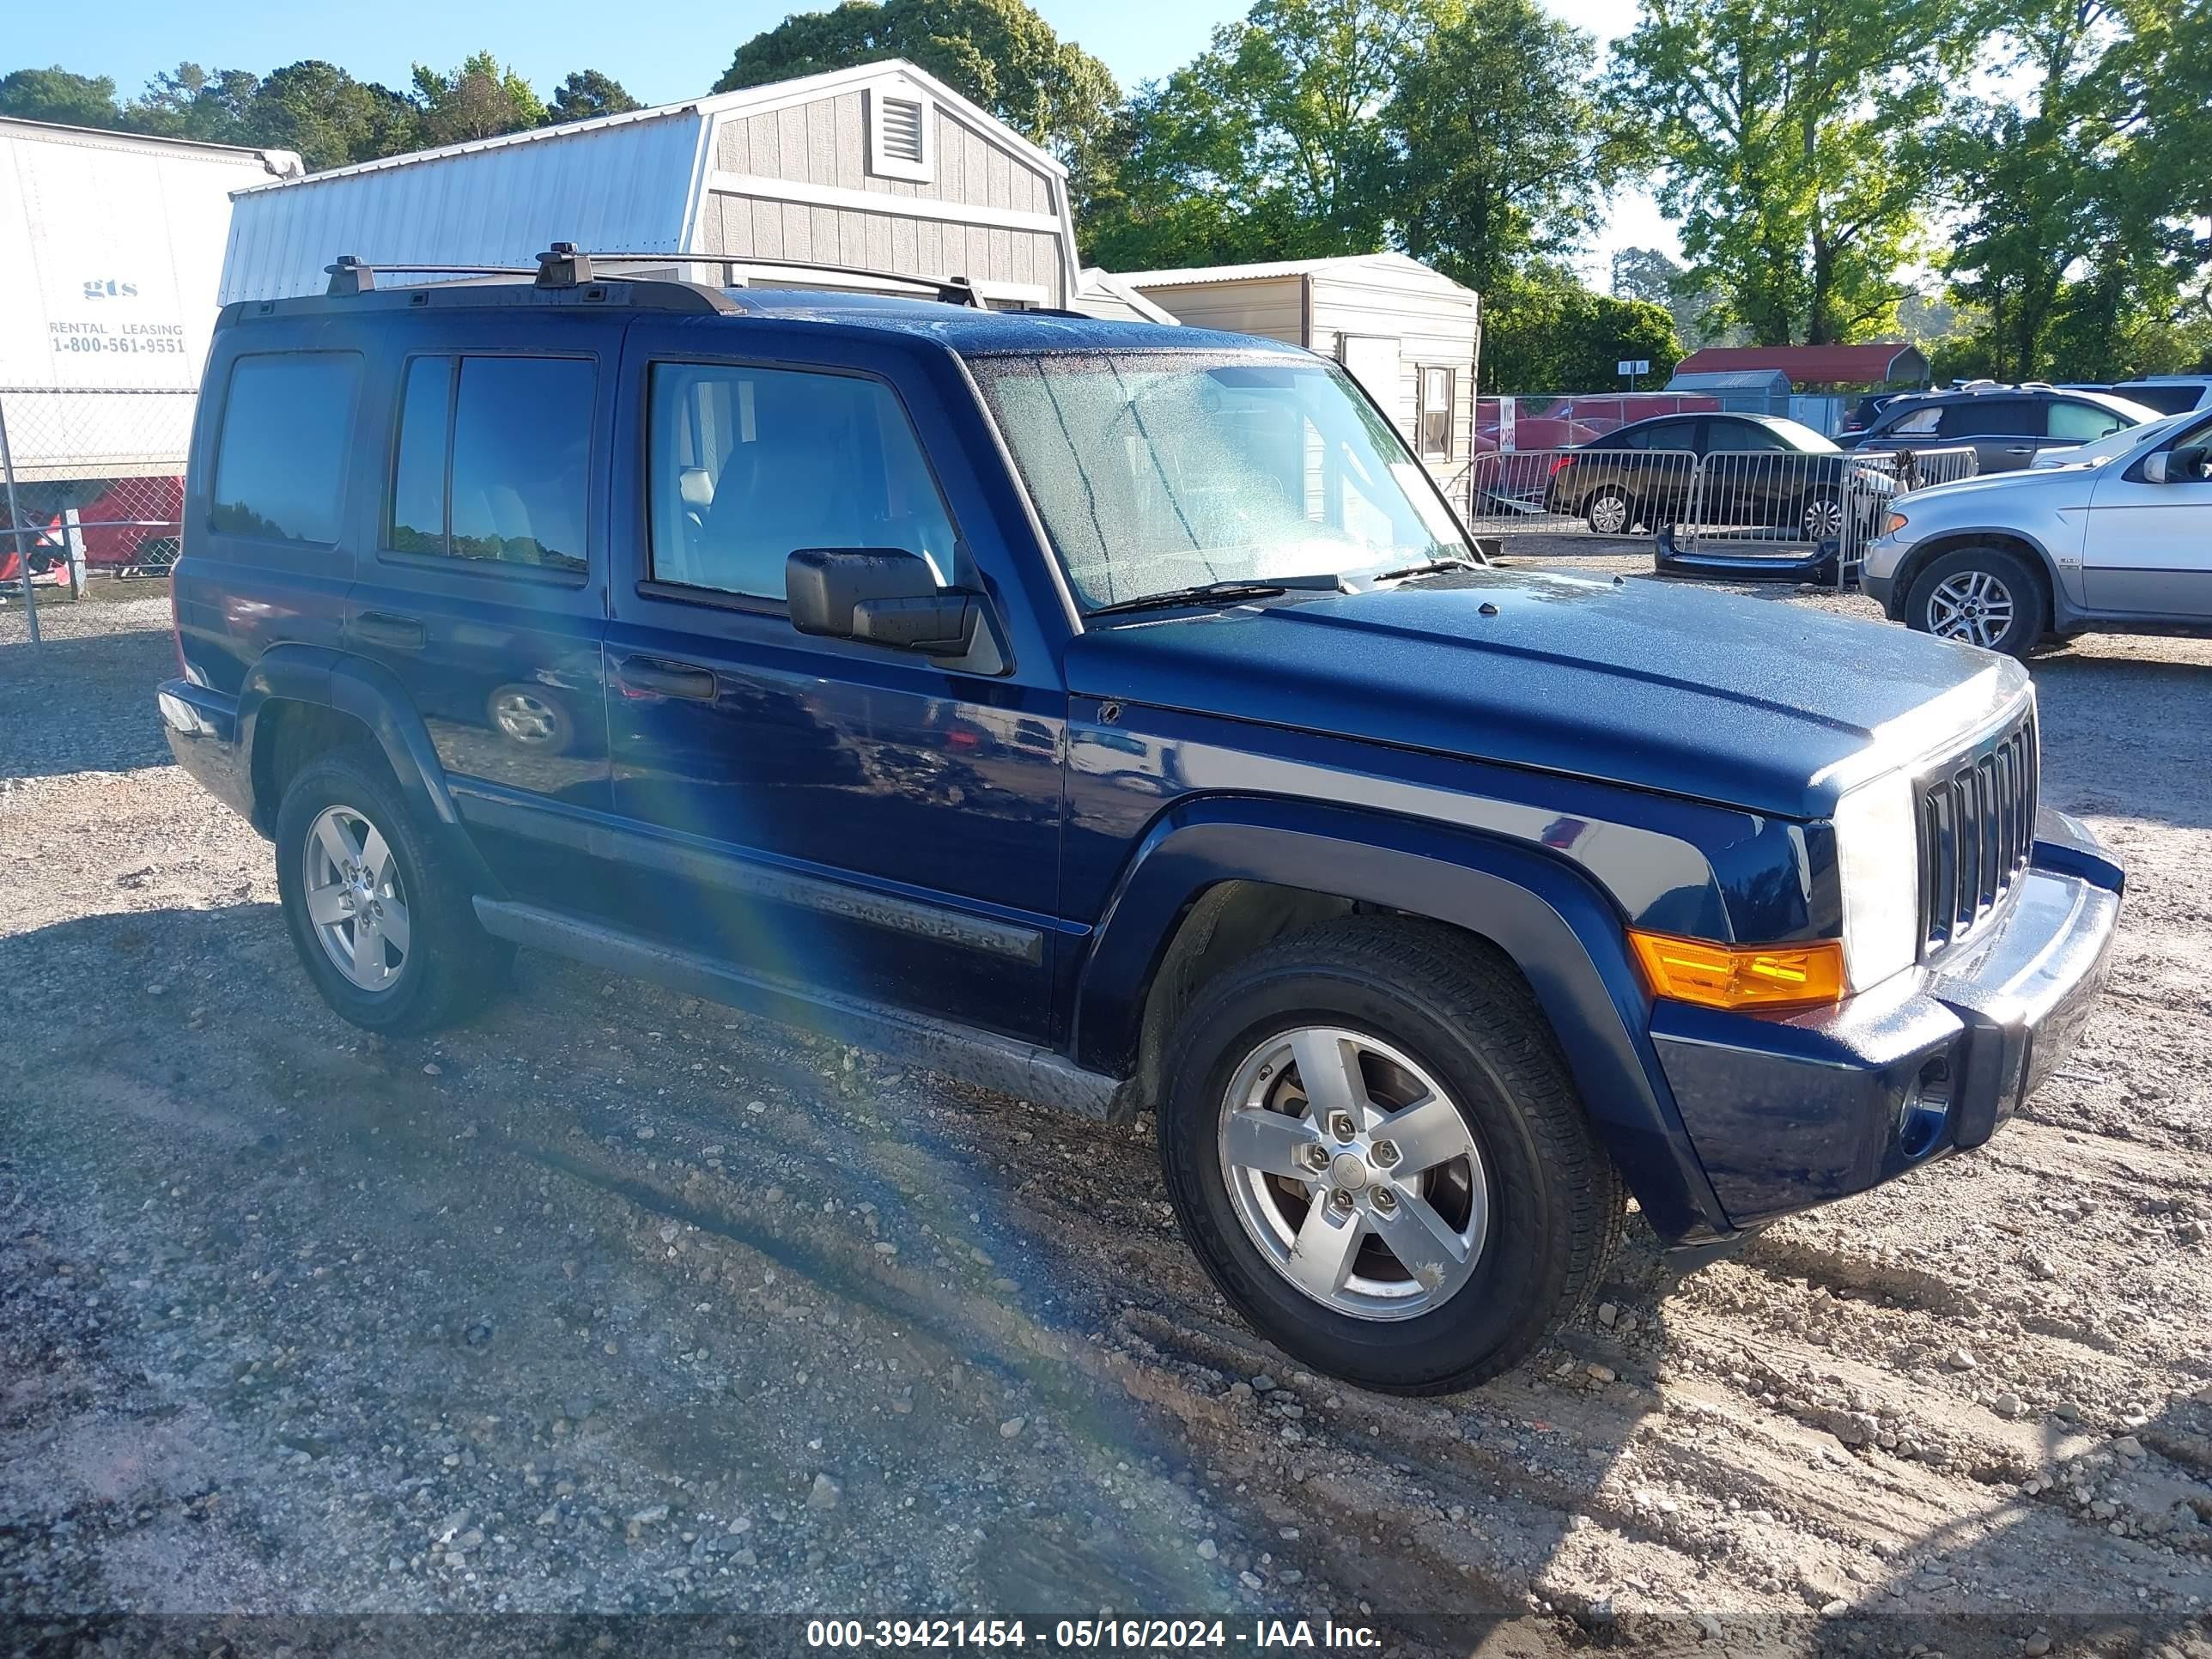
210;353;362;544
966;351;1470;611
386;355;592;573
647;362;959;601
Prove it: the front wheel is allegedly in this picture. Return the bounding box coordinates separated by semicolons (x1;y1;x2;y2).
1902;545;2047;658
1158;917;1623;1394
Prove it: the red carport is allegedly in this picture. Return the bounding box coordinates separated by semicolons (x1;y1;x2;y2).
1669;343;1930;388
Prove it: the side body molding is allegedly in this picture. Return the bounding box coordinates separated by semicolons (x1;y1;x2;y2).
1070;798;1734;1242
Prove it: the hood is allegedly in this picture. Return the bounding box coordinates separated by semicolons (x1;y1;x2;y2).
1894;466;2094;513
1064;568;2028;819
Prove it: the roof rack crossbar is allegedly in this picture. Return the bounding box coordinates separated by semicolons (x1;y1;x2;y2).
325;254;540;295
586;251;987;308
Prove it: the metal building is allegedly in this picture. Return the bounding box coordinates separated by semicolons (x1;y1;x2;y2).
219;61;1081;308
1119;253;1481;480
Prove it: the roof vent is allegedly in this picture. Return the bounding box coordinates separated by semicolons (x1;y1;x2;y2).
867;85;933;181
880;97;925;163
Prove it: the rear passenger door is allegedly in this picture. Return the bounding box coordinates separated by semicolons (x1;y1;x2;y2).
598;324;1066;1044
1938;398;2041;471
342;319;617;908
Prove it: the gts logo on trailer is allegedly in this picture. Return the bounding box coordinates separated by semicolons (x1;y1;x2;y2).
82;278;141;300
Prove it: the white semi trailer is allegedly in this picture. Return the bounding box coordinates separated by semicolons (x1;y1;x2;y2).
0;118;298;610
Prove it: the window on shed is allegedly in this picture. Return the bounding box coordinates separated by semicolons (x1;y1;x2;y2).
867;86;933;182
210;353;361;544
1419;367;1454;459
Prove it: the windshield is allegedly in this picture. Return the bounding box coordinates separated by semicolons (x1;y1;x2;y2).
965;351;1471;610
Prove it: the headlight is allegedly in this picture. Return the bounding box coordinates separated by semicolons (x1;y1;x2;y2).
1833;772;1920;990
1881;510;1910;539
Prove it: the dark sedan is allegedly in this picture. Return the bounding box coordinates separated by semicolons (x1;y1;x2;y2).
1545;411;1890;538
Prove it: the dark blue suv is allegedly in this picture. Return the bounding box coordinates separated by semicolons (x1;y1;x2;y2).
159;258;2124;1393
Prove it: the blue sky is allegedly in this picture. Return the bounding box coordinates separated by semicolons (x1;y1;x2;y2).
10;0;1674;273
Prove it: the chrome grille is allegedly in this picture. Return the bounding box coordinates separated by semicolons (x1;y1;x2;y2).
1917;713;2037;953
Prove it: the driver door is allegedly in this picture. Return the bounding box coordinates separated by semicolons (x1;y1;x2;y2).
597;324;1066;1042
2082;421;2212;617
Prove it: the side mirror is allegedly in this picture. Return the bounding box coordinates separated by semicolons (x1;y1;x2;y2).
2144;445;2209;485
787;547;977;654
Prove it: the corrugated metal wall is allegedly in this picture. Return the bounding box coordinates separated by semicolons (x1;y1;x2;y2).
219;111;708;302
702;91;1069;304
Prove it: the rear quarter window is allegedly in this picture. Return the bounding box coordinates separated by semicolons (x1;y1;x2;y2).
209;353;362;544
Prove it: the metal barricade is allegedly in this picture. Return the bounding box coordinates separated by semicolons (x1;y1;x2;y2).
1463;441;1979;592
0;386;194;645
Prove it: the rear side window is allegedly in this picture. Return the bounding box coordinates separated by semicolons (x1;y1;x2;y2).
1940;399;2036;437
2047;401;2127;441
1639;421;1695;449
210;353;361;544
646;362;958;601
386;355;592;573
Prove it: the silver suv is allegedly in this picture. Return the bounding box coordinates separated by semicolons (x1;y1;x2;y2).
1861;407;2212;654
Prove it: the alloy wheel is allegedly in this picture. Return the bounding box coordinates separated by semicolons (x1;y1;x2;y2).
1218;1026;1489;1321
1925;569;2016;649
1587;490;1631;535
1801;495;1847;540
301;804;411;992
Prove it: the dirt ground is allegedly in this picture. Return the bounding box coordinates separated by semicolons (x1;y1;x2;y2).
3;559;2210;1657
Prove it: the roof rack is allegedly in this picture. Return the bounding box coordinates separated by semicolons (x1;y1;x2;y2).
324;245;988;308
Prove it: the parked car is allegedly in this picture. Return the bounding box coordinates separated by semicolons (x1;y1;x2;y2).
1544;411;1893;538
2107;376;2212;417
160;256;2123;1394
1838;392;1910;438
2031;410;2192;469
1863;407;2212;654
1853;383;2158;472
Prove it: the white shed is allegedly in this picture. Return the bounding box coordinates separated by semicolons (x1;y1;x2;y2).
220;61;1080;309
1121;253;1481;481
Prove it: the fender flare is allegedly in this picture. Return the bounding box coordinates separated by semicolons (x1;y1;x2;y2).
236;645;500;893
1071;797;1732;1242
1887;527;2078;628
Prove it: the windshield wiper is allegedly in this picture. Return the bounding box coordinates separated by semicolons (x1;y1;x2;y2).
1370;555;1482;584
1085;573;1349;619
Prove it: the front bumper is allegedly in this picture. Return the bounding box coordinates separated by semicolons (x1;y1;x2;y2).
1857;534;1908;612
1655;809;2122;1229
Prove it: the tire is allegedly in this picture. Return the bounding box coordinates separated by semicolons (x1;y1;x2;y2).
1796;489;1847;543
273;748;511;1035
1583;486;1634;537
1902;544;2048;658
1158;916;1625;1394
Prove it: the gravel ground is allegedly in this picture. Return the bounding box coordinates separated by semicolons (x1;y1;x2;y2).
3;567;2210;1656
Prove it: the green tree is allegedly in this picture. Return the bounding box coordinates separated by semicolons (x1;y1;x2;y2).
250;61;419;169
1385;0;1603;299
1610;245;1731;349
1089;0;1420;269
128;64;261;143
411;52;546;146
0;65;123;127
1607;0;1976;345
717;0;1121;210
1481;268;1681;392
545;70;641;125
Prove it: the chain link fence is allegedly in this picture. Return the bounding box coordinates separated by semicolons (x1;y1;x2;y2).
1462;443;1981;589
1;386;194;645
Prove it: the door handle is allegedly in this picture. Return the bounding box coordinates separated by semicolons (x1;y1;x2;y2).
2004;445;2036;455
353;611;425;651
617;655;719;701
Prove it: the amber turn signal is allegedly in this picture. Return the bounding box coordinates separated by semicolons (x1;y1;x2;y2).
1626;931;1847;1012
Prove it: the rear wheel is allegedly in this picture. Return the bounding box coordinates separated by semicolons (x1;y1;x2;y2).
1158;917;1623;1394
1584;487;1634;537
274;749;511;1034
1797;489;1848;542
1903;545;2047;658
